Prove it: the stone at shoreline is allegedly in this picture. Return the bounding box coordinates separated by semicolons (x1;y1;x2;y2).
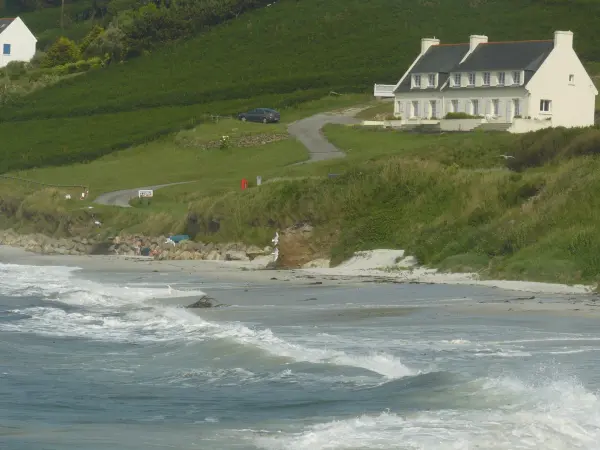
185;296;225;308
0;227;308;266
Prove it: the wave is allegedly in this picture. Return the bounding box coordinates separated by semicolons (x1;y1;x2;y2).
1;262;417;379
253;374;600;449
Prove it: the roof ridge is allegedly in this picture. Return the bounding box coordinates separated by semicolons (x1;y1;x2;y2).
435;43;469;47
0;17;16;20
482;39;553;45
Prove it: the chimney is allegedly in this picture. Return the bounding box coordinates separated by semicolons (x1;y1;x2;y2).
554;30;573;49
421;37;440;54
469;35;488;52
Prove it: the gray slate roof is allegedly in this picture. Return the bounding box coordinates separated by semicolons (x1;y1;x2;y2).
0;18;15;34
395;39;554;93
395;44;469;93
455;40;553;72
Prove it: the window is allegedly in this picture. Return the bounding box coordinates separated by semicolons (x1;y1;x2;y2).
2;43;10;55
497;72;506;86
413;74;421;88
451;99;459;113
472;99;480;116
492;99;499;116
569;74;575;84
468;72;476;86
513;99;521;116
483;72;491;86
428;73;436;87
453;73;461;87
512;71;521;85
540;99;552;113
412;101;420;117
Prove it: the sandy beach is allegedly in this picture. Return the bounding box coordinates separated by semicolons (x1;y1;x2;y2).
1;245;599;318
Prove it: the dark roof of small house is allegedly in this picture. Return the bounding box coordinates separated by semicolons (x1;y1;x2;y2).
0;18;15;34
455;40;554;72
395;44;470;92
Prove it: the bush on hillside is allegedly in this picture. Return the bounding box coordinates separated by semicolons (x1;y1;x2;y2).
4;61;28;80
79;24;105;54
507;126;600;171
43;36;81;68
84;24;128;62
29;50;47;68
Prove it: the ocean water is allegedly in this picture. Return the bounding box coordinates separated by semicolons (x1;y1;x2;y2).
1;261;600;449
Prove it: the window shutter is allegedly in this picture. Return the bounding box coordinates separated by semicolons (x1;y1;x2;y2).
424;101;429;118
406;102;411;116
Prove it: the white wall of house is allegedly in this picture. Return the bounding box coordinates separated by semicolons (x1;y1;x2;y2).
395;87;527;122
0;17;37;68
525;31;597;128
508;118;554;134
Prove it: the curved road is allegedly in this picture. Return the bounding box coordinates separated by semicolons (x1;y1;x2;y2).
287;108;363;162
94;182;195;207
94;108;365;206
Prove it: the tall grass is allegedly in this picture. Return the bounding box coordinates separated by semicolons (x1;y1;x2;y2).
184;154;600;284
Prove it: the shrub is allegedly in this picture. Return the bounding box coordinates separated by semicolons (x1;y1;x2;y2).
444;112;481;119
506;127;583;171
43;37;81;68
80;25;105;55
29;50;47;69
75;59;92;72
4;61;28;80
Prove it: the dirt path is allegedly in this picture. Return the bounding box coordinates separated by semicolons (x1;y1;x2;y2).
287;107;364;162
93;182;195;207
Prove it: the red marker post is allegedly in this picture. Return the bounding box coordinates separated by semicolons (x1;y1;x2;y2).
241;178;248;190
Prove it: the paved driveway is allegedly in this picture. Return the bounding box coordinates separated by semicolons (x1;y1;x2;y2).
287;109;363;162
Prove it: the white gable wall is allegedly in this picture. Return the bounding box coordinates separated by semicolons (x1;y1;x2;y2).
0;17;37;68
525;31;597;128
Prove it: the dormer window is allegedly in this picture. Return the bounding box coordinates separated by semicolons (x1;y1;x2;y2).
512;71;521;85
498;72;506;86
428;73;436;87
413;74;422;88
483;72;491;86
453;73;461;87
468;72;476;86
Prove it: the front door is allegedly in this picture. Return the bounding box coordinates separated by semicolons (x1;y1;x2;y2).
430;100;437;119
513;99;521;118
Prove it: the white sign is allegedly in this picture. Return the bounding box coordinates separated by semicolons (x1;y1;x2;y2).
138;189;154;198
256;176;262;186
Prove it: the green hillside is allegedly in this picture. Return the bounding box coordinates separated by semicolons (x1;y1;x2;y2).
1;0;600;173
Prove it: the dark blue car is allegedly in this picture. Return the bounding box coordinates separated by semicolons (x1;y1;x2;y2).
237;108;281;124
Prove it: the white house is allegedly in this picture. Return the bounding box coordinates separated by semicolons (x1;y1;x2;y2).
0;17;37;69
374;31;598;132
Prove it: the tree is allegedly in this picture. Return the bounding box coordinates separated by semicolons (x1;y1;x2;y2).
85;25;127;62
43;37;81;68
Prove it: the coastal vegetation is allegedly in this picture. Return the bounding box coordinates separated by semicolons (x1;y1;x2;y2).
1;0;600;286
4;116;600;285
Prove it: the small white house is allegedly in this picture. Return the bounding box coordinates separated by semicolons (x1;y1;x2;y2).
374;31;598;132
0;17;37;69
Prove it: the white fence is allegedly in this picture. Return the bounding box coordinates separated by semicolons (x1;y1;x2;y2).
373;84;396;98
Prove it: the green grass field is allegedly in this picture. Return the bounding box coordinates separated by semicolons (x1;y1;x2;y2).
2;0;600;176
